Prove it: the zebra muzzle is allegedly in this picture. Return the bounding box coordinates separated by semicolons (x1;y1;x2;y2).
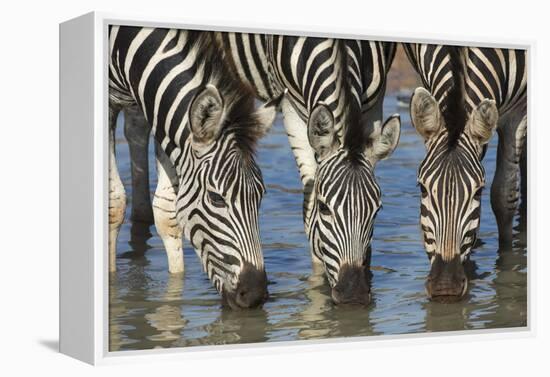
222;262;268;310
331;264;372;306
426;254;468;302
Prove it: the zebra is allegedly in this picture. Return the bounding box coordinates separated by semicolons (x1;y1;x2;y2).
403;44;527;300
109;26;284;309
219;33;400;304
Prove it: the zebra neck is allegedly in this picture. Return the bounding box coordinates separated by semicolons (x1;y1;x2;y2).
403;43;527;119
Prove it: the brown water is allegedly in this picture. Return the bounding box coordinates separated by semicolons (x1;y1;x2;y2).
109;95;527;351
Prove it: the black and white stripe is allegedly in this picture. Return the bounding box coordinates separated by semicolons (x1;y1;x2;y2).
221;35;396;136
405;43;527;298
404;44;526;116
221;33;399;303
109;26;280;308
417;131;484;262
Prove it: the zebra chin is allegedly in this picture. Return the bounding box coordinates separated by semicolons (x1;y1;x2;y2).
425;254;468;303
221;262;268;310
330;264;372;306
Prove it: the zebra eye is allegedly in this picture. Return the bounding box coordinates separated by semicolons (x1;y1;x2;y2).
208;191;226;208
474;187;483;200
419;183;428;197
318;200;331;216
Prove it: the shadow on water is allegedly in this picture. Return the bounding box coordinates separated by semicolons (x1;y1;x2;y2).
125;221;154;257
110;256;163;351
488;233;528;329
128;221;153;255
144;273;188;345
110;96;527;351
421;228;527;334
261;261;377;341
175;308;270;347
463;259;491;281
110;264;189;350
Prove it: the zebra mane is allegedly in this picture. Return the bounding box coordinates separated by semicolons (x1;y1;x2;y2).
339;41;366;165
442;46;468;148
342;101;365;165
198;32;264;160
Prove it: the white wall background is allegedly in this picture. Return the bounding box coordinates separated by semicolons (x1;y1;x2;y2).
1;0;548;375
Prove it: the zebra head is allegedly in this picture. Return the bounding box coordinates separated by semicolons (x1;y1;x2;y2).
410;87;499;301
177;84;282;309
307;103;401;305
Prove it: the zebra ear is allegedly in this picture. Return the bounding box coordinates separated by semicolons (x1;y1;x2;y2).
189;85;225;146
410;87;442;141
253;89;287;138
367;114;401;163
308;103;339;161
467;99;498;146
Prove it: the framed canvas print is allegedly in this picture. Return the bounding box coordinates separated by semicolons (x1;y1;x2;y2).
59;12;531;365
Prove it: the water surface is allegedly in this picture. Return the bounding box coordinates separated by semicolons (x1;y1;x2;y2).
109;95;527;351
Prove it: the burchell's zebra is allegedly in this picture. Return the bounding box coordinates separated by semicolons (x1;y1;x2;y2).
109;26;283;309
220;34;400;304
404;44;527;300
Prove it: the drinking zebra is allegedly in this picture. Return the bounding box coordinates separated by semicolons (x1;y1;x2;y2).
403;44;527;300
109;26;283;308
220;34;400;304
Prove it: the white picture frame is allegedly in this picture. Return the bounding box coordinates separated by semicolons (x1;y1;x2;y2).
59;11;534;365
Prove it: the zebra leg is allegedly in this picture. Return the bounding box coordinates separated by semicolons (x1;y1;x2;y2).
153;143;184;274
123;105;154;224
490;115;527;250
109;106;126;272
280;98;323;268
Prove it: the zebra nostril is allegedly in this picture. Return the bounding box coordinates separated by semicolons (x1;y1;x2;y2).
331;265;371;305
233;263;268;309
426;254;468;301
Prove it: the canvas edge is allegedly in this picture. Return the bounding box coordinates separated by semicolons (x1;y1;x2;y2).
58;10;536;366
59;11;97;365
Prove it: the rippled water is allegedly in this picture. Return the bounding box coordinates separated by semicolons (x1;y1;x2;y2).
109;95;527;351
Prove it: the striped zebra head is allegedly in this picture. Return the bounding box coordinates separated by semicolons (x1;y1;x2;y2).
177;84;282;309
410;87;498;301
307;103;401;305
